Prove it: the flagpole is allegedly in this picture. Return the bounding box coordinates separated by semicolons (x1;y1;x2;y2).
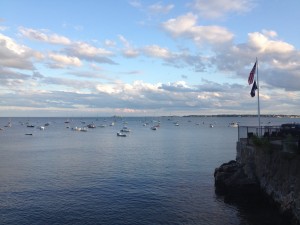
256;58;261;136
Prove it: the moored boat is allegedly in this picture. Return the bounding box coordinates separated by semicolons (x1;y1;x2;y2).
229;122;239;128
120;126;130;132
117;132;127;137
87;124;96;128
38;126;45;130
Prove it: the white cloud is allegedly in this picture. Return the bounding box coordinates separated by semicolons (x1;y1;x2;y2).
118;35;139;58
1;5;299;116
65;42;117;64
68;41;112;57
148;3;174;14
213;30;300;92
48;53;82;68
104;39;116;47
1;74;299;116
162;13;234;45
0;33;38;70
271;59;300;70
122;48;140;58
96;84;121;94
190;0;255;19
19;27;71;45
162;13;197;37
19;27;117;64
248;32;294;54
160;81;194;92
143;45;173;59
1;33;28;55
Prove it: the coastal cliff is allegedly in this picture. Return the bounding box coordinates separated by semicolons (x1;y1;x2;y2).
215;140;300;225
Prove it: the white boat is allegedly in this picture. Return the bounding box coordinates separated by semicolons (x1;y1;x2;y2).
229;122;238;128
117;132;127;137
150;126;157;130
4;122;12;128
72;127;88;132
121;126;130;132
87;124;96;128
80;127;88;132
72;126;81;131
38;126;45;130
209;124;214;128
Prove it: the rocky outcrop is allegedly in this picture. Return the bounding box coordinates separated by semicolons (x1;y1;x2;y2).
214;160;263;203
215;141;300;225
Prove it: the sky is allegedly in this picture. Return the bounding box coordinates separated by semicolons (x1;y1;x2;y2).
0;0;300;117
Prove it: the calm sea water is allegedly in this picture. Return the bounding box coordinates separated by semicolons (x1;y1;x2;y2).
0;116;299;225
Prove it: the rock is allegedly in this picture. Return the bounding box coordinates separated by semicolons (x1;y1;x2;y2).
214;160;263;202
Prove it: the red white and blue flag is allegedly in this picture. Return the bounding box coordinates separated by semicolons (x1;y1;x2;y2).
248;61;257;85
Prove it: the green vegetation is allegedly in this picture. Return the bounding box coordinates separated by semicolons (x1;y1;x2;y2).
252;135;270;146
251;135;273;153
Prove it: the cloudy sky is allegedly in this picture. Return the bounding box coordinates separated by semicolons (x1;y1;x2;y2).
1;0;300;117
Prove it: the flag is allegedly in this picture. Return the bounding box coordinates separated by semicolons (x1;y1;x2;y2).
248;61;257;85
250;81;257;97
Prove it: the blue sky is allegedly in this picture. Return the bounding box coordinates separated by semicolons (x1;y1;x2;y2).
1;0;300;117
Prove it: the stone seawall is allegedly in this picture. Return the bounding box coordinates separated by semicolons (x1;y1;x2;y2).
214;140;300;224
236;141;300;224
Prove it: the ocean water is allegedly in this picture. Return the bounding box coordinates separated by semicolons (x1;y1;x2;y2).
0;116;298;225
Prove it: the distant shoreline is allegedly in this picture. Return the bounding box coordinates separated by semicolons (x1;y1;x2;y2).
1;114;299;118
182;114;300;118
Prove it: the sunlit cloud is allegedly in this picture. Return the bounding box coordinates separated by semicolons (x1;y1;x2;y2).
19;27;72;45
143;45;173;59
48;53;82;68
0;33;40;70
19;27;117;65
247;31;294;54
65;42;117;64
162;13;234;45
213;30;300;91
